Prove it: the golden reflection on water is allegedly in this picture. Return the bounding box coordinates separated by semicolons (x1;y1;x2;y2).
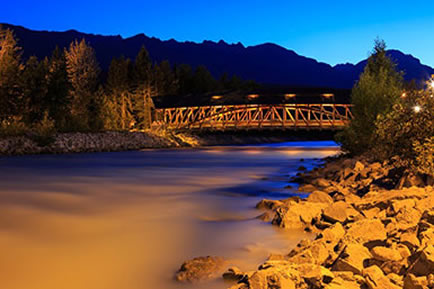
0;144;338;289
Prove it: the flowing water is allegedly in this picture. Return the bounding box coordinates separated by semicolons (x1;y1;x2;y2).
0;141;339;289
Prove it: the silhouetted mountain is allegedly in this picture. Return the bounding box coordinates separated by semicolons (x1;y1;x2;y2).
3;23;434;88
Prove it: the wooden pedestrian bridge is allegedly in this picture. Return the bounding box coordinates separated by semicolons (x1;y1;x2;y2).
155;103;353;131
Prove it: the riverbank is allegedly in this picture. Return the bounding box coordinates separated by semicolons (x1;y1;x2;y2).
0;130;202;156
176;156;434;289
0;129;338;156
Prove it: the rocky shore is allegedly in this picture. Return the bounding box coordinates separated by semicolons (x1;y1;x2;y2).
0;130;309;156
0;130;201;156
176;156;434;289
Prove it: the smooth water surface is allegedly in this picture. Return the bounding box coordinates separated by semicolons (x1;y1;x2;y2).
0;141;339;289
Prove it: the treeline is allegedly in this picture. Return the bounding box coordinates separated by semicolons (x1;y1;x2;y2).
0;27;258;134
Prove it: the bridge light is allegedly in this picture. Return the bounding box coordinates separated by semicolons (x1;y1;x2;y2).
321;93;334;98
247;94;259;99
212;95;223;100
413;105;421;113
284;93;296;99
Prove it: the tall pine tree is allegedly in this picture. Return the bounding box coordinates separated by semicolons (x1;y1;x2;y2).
132;46;155;129
46;46;70;130
105;56;134;130
337;39;403;154
0;27;23;120
64;39;101;130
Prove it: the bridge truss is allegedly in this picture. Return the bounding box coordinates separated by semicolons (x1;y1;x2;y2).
155;103;353;130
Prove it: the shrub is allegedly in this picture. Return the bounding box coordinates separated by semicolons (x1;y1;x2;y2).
31;112;56;146
0;116;28;137
413;137;434;176
372;89;434;175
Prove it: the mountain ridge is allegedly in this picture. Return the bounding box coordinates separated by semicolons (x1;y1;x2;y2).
2;23;433;88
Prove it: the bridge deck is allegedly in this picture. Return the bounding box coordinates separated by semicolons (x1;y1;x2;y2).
155;103;352;130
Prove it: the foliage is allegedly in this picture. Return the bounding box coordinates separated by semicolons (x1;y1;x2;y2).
413;137;434;176
0;117;28;137
337;39;403;155
373;89;434;175
0;27;23;120
64;39;101;130
46;46;70;130
31;111;56;146
21;56;49;123
104;57;134;130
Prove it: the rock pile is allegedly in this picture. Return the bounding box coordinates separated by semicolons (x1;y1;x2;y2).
227;157;434;289
0;131;200;155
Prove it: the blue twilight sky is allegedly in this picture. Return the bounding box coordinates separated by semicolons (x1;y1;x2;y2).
2;0;434;66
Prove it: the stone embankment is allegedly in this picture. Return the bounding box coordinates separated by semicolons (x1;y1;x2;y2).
177;157;434;289
0;131;201;155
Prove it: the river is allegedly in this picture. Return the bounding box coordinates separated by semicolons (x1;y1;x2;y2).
0;141;339;289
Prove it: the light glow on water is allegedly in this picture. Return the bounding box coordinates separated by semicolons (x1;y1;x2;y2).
0;143;339;289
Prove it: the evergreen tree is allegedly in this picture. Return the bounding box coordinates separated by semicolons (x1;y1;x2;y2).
0;27;23;120
132;46;155;129
176;64;194;95
192;65;217;94
133;46;152;88
21;56;48;124
107;56;131;92
46;46;70;130
105;56;134;130
219;72;230;90
228;75;242;90
337;39;403;154
64;39;101;130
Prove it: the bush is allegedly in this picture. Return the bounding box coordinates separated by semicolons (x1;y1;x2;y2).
0;117;28;137
372;89;434;175
413;137;434;176
31;112;57;146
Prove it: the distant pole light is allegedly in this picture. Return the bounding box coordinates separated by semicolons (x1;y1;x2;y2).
413;105;422;113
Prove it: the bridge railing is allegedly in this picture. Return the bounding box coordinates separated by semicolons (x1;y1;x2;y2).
155;103;353;130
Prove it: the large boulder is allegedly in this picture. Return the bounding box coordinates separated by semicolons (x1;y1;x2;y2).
313;178;332;188
353;161;365;172
345;219;387;244
307;190;333;204
332;243;372;275
246;262;303;289
355;187;429;211
407;245;434;276
299;184;318;193
297;264;334;288
400;230;421;251
403;274;429;289
272;201;327;229
256;199;284;210
319;223;346;243
287;239;335;265
222;267;245;282
362;265;401;289
370;246;403;262
322;201;360;224
175;256;227;282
